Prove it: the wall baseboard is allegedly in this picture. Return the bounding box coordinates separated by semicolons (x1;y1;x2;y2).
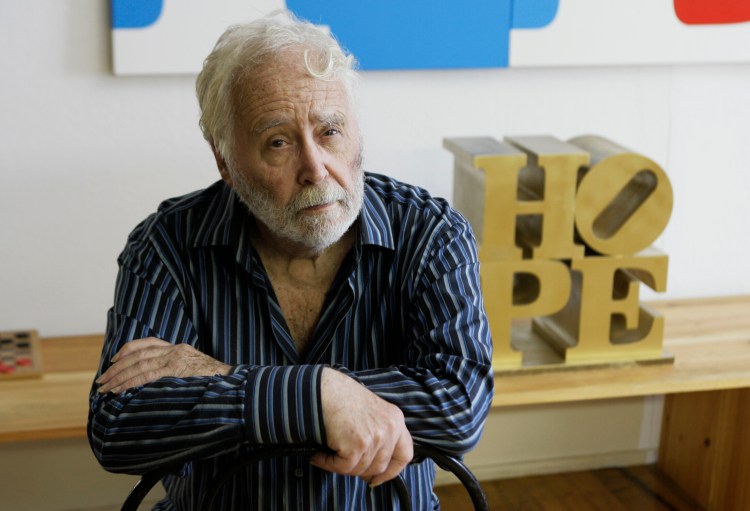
434;448;658;486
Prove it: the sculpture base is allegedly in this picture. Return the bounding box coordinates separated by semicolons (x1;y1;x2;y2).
493;320;674;374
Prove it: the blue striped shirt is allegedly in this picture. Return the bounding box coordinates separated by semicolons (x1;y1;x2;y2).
88;173;494;510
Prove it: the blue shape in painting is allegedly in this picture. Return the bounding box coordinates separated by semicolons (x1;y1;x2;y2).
287;0;559;69
512;0;559;28
112;0;163;29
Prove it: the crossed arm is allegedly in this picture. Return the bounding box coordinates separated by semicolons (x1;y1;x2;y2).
96;338;413;487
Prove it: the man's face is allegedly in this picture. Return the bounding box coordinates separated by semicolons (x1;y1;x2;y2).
222;48;364;254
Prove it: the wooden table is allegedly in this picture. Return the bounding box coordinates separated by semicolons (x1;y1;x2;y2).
1;296;748;508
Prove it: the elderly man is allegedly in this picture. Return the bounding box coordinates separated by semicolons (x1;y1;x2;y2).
89;12;493;510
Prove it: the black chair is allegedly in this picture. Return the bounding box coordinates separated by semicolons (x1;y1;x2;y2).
121;443;488;510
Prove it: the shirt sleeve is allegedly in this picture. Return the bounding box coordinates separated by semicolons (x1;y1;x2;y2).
340;212;494;457
87;241;326;475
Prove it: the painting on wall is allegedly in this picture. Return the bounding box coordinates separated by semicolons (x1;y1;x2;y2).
111;0;750;75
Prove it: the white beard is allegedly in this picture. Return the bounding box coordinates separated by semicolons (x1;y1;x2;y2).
229;166;365;253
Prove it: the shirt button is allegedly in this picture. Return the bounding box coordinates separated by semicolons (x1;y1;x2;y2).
294;468;304;478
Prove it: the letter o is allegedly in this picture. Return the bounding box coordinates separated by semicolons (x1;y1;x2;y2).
575;153;673;255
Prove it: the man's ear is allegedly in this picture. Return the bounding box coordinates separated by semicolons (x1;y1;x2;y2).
210;141;233;187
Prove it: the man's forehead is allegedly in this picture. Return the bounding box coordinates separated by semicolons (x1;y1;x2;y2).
235;78;351;128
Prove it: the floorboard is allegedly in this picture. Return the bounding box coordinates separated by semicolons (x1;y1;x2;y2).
434;464;705;511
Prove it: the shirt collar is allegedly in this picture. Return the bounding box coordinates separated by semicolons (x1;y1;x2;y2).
192;181;239;248
359;176;395;250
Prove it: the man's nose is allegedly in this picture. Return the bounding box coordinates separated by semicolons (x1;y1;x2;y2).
297;139;329;185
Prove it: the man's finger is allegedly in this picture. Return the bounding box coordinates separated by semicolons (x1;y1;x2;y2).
368;431;413;487
309;449;365;476
110;337;168;362
98;345;170;386
98;357;168;393
357;448;393;479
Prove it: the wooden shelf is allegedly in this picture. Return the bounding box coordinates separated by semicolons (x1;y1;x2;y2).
0;334;102;442
1;296;748;443
492;295;750;407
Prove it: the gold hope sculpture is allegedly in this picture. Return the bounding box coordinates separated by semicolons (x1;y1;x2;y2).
444;135;673;370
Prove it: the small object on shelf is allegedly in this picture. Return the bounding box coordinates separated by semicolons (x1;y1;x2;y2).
0;330;43;380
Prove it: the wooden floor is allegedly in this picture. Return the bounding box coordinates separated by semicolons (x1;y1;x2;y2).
435;465;705;511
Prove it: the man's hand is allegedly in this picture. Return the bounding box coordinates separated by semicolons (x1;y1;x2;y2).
311;368;413;487
97;337;232;394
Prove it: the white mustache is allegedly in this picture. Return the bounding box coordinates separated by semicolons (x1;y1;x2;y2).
289;186;348;212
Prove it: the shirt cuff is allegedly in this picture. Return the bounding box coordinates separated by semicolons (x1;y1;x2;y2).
244;365;326;446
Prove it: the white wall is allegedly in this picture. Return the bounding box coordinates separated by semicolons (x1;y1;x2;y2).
2;2;749;336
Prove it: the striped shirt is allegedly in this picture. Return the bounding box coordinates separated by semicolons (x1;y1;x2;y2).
88;173;494;510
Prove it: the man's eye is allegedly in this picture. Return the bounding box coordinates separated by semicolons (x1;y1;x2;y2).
324;128;340;137
269;139;286;148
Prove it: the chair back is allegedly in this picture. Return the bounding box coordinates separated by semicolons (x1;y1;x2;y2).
121;443;488;510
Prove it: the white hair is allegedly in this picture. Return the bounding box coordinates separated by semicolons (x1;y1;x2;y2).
196;11;359;163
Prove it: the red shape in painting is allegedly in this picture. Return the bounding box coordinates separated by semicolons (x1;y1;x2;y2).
675;0;750;24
